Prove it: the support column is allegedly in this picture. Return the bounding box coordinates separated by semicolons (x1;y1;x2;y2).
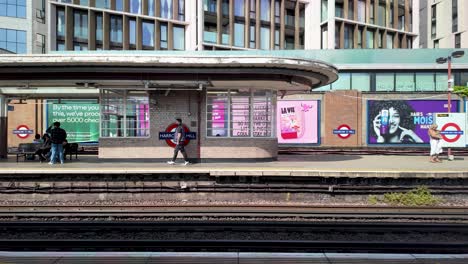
0;95;7;159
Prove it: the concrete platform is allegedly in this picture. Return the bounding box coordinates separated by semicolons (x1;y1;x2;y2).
0;154;467;178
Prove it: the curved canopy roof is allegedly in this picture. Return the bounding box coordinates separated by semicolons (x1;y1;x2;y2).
0;52;338;98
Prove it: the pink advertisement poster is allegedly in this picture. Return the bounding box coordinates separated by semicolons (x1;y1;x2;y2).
277;100;319;144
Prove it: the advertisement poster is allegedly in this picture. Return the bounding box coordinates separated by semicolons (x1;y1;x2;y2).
367;100;458;144
47;101;100;142
277;100;319;144
211;99;227;137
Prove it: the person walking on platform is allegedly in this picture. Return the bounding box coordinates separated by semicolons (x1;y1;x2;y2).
167;118;190;165
46;121;67;165
428;124;443;163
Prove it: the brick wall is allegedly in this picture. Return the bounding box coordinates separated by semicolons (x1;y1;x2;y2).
99;90;278;160
7;100;44;148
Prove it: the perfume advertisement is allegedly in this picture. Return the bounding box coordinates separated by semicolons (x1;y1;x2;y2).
277;100;319;144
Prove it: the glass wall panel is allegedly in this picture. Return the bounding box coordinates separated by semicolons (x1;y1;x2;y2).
415;73;435;91
130;0;142;14
95;0;110;9
204;23;217;43
160;23;168;49
142;21;154;48
115;0;123;11
260;26;270;50
148;0;155;16
376;73;394;91
321;0;328;22
129;19;136;47
173;25;185;50
160;0;172;19
205;0;217;12
0;0;26;18
125;92;150;137
351;73;370;91
178;0;185;20
0;28;26;53
234;23;244;47
332;73;351;90
378;3;386;26
366;29;374;48
395;73;415;91
57;9;65;38
110;15;123;44
231;95;250;137
260;0;270;21
249;25;255;48
435;73;448;91
344;24;353;49
386;33;393;49
357;0;366;22
73;11;88;40
235;0;244;16
96;14;103;42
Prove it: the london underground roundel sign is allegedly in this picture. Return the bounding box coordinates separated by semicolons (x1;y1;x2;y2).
440;122;463;143
13;125;34;139
333;124;356;139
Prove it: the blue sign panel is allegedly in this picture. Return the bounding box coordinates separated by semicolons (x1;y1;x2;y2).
13;130;34;134
159;132;197;140
332;129;356;135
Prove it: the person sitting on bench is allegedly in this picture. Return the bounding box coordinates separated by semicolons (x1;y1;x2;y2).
35;134;51;163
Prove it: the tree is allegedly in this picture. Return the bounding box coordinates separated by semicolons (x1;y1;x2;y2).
454;85;468;98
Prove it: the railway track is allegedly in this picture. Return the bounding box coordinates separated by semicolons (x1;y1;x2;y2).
0;205;467;221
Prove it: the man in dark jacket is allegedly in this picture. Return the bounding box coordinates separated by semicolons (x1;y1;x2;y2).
46;121;67;165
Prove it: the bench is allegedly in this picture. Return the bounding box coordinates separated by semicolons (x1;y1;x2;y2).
10;143;42;162
66;143;79;161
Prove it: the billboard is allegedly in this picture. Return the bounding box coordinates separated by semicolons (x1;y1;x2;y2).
47;102;100;142
367;100;458;144
277;100;319;144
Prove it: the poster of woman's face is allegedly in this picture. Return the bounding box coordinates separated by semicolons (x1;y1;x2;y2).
368;100;458;144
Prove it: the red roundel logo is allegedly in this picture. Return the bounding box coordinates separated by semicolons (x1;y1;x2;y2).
440;122;462;143
165;123;191;148
15;125;33;139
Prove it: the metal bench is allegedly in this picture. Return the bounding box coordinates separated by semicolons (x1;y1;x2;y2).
10;143;42;162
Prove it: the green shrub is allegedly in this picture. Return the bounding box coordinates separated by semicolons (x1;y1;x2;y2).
368;186;441;206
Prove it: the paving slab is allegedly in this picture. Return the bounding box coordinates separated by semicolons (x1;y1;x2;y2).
0;154;467;178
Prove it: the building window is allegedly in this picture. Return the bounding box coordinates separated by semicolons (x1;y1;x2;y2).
357;0;366;23
56;8;66;40
344;24;354;49
285;35;294;49
115;0;123;11
129;19;136;49
433;39;439;48
160;0;173;19
78;0;89;6
73;11;88;40
110;15;123;47
96;14;103;43
74;42;88;51
386;33;394;49
206;89;274;138
0;0;26;18
332;73;350;90
378;3;386;27
173;25;185;50
396;73;415;92
376;73;394;92
234;23;245;47
95;0;110;9
366;29;374;48
222;0;229;16
130;0;142;14
249;0;256;19
348;0;354;20
160;22;168;49
260;0;270;21
178;0;185;20
148;0;155;16
455;33;461;48
249;25;255;48
36;33;46;54
335;1;343;18
0;28;26;53
142;21;154;49
369;0;375;24
452;0;458;33
416;73;435;91
431;5;436;39
100;90;150;138
204;22;217;43
321;0;328;22
260;26;270;50
274;0;280;23
204;0;217;13
435;73;448;91
235;0;244;17
285;8;294;26
222;23;230;45
56;41;65;51
351;73;370;91
275;28;280;49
